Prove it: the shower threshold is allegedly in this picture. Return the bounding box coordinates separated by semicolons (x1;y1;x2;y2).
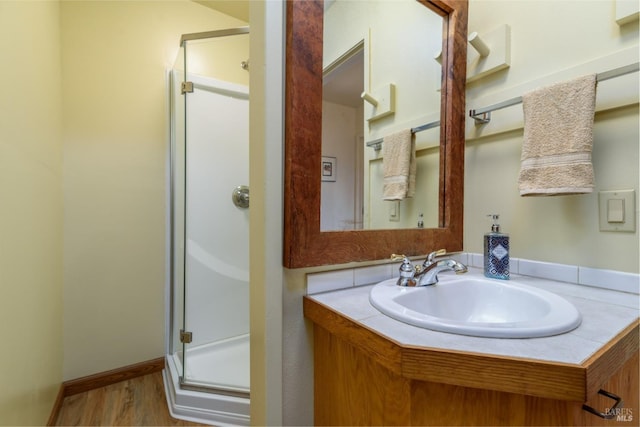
164;334;250;425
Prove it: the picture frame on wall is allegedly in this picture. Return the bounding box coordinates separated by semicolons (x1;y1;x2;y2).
321;156;336;182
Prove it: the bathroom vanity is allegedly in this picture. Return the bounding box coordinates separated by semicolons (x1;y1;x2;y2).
304;272;639;426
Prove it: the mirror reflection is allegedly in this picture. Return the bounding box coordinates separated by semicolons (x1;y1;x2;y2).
321;0;443;231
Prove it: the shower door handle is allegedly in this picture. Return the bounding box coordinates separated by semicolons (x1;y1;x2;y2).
232;186;250;209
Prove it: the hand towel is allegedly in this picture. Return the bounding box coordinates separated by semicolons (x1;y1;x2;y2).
382;129;416;200
518;74;597;196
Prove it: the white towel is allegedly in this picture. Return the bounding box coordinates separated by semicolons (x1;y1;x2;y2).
518;74;597;196
382;129;415;200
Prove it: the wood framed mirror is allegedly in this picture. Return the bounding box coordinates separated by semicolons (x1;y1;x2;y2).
284;0;468;268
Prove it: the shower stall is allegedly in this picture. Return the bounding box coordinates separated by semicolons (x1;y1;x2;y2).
163;27;250;425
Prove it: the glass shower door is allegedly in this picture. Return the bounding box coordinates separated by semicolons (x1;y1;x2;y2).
171;30;250;395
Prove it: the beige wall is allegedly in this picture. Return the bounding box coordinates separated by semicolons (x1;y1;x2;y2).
186;34;250;86
0;1;64;424
464;0;639;272
321;100;360;230
249;2;285;423
0;0;249;422
60;0;246;380
0;0;259;423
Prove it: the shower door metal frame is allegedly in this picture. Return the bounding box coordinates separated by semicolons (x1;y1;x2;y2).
169;26;250;399
180;26;249;46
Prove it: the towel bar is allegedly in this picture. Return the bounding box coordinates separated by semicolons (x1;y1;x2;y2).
365;120;440;151
469;62;639;125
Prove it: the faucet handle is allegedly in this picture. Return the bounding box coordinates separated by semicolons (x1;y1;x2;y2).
390;254;407;261
391;254;415;272
426;249;447;264
391;254;417;287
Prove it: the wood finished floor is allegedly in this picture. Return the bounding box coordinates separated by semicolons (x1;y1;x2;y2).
54;371;207;426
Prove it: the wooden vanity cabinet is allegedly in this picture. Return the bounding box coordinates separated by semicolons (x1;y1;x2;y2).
305;297;639;426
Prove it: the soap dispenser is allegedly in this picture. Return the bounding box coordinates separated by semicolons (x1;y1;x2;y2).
484;214;510;280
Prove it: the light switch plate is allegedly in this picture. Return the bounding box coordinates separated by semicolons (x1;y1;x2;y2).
388;200;400;222
599;189;635;232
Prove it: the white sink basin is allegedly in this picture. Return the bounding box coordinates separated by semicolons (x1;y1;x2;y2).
369;274;582;338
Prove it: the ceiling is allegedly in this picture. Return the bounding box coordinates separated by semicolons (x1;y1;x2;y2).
193;0;250;23
323;49;364;108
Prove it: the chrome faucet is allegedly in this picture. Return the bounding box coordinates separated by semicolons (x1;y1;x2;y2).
415;250;468;286
392;250;468;287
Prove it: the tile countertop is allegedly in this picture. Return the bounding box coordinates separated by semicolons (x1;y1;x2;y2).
307;268;640;366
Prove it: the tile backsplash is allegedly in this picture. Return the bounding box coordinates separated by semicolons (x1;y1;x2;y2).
306;253;640;295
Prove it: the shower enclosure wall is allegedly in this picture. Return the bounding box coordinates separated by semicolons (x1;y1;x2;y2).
164;27;250;426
